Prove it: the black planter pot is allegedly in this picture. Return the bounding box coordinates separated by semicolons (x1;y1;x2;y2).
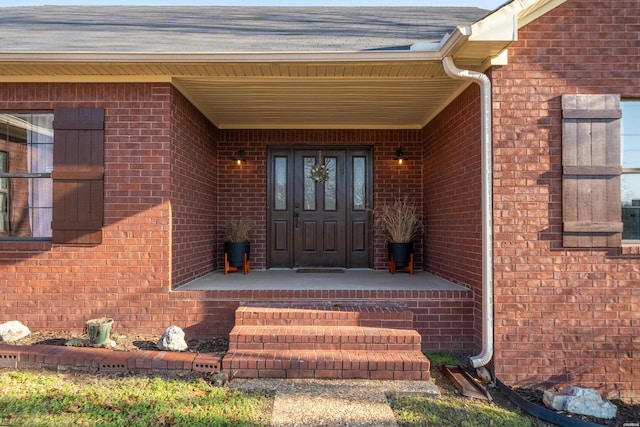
388;242;413;268
224;241;250;267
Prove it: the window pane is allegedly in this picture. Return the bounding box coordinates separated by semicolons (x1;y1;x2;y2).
304;157;316;210
353;157;365;210
0;113;53;238
324;157;336;211
622;175;640;239
622;101;640;169
274;156;287;210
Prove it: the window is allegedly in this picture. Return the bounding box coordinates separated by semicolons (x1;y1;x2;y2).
621;101;640;241
0;113;53;239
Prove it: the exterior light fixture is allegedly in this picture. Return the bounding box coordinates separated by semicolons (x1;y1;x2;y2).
232;149;247;165
393;146;407;165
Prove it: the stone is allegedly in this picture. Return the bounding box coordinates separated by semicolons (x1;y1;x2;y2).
0;320;31;342
157;325;188;351
543;386;617;420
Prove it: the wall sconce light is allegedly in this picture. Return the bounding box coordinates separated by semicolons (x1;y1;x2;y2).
393;146;407;165
232;149;247;165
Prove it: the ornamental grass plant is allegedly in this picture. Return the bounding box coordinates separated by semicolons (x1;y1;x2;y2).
224;218;253;242
374;196;423;243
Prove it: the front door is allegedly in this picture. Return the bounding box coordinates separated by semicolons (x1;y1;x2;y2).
268;147;372;268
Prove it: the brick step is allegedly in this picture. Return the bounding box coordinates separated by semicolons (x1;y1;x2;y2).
235;305;414;329
228;325;422;352
222;349;430;380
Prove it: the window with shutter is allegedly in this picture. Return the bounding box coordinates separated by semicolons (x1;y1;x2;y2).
52;108;104;244
562;94;623;248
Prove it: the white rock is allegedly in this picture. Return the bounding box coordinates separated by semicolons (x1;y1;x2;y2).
157;325;188;351
543;386;617;420
0;320;31;342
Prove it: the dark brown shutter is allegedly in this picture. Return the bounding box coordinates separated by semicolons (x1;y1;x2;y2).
51;108;104;244
562;94;622;247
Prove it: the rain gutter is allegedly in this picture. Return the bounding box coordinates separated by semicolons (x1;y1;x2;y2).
441;54;494;369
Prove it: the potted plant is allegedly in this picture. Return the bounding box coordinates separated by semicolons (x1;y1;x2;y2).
373;196;423;273
223;218;252;274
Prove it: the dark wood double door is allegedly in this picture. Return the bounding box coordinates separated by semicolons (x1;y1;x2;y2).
268;147;372;268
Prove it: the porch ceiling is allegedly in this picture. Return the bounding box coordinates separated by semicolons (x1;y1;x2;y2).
0;56;489;130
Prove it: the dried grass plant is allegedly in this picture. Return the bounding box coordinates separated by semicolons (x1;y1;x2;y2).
225;218;253;242
374;196;423;243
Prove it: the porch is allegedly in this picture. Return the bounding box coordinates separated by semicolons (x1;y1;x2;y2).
175;269;468;291
171;270;475;355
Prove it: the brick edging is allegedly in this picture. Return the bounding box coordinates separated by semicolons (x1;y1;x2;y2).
0;344;223;375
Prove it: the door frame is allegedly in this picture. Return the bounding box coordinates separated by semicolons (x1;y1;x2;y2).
266;145;373;269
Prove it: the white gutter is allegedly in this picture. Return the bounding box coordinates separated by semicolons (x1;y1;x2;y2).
441;56;494;369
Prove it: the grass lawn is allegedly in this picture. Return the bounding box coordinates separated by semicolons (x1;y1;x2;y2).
0;353;555;427
0;370;272;427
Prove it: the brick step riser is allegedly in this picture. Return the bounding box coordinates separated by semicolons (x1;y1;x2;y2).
228;325;421;351
228;342;421;352
222;351;430;380
236;319;413;328
235;307;413;329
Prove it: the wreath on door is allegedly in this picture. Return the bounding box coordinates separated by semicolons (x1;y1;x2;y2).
308;150;330;183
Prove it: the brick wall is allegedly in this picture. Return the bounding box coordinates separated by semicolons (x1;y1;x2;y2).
423;84;483;351
0;82;175;333
170;87;218;286
491;0;640;400
0;83;475;356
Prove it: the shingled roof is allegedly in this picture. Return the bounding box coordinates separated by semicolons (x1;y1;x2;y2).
0;6;490;53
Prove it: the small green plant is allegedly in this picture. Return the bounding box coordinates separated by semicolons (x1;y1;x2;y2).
373;196;423;243
425;352;466;366
225;218;252;242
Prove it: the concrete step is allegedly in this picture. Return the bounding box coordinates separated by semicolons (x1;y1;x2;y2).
222;349;430;380
228;325;422;352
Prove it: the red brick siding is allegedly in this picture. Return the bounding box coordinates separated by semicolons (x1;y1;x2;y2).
170;87;218;286
171;288;475;353
491;0;640;400
0;82;174;333
0;83;475;357
423;84;483;351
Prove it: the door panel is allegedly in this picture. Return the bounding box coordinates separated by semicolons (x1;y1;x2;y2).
268;147;372;268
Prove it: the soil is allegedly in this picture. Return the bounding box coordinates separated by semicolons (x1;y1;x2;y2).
7;330;229;354
5;332;639;426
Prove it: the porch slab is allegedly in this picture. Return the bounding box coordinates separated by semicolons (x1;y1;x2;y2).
176;269;467;291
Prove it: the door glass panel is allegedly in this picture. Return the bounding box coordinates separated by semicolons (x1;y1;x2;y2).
274;156;287;210
324;157;337;211
303;156;316;210
353;156;365;210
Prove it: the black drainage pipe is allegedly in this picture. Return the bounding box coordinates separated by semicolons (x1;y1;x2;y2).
496;379;607;427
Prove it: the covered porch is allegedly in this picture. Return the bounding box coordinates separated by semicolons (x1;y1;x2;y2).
175;269;468;292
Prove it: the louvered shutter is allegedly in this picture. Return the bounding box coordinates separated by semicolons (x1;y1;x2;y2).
51;108;104;244
562;94;623;247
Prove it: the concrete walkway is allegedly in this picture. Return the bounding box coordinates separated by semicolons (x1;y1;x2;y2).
230;378;440;427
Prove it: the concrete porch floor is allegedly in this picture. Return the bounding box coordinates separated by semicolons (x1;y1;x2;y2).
175;269;468;291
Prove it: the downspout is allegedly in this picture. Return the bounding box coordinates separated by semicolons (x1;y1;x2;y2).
442;56;494;369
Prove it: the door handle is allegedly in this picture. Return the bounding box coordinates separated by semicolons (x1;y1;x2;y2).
294;210;300;228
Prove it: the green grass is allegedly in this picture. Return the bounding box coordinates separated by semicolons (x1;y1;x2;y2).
391;352;553;427
0;371;272;427
424;352;466;366
390;394;539;427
